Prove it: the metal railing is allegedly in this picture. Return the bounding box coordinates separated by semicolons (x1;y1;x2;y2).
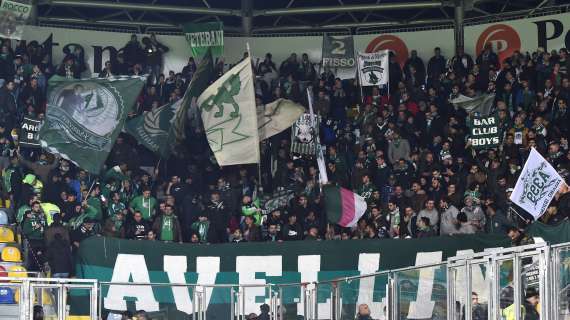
1;241;569;319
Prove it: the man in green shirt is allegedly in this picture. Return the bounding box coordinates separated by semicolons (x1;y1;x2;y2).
191;213;211;244
17;195;40;224
2;155;21;206
152;204;182;242
108;192;126;217
21;201;46;271
86;185;103;221
129;188;157;221
358;174;377;203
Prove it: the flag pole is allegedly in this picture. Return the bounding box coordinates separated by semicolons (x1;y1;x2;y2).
307;87;328;186
355;51;365;108
247;42;263;195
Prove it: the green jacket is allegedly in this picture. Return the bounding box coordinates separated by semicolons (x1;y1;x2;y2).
108;201;126;217
358;182;377;201
22;212;46;240
242;199;262;225
2;165;21;194
16;205;30;224
129;195;157;221
87;197;103;221
191;221;210;243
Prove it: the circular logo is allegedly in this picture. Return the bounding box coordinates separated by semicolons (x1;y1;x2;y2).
476;24;521;63
51;81;119;136
366;35;409;67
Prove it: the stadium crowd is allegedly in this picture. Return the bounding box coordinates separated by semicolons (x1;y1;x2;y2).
0;33;568;278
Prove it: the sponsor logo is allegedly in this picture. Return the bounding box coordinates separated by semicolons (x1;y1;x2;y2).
476;24;521;63
365;35;408;67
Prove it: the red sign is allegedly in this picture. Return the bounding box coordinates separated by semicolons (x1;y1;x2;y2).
366;35;409;67
476;24;521;63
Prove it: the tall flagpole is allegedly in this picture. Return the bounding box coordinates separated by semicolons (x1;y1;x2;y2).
307;87;328;185
247;42;263;195
356;51;365;108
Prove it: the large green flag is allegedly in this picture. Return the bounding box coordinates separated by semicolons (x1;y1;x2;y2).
125;100;180;158
39;75;145;173
170;49;214;155
183;22;224;58
198;57;260;166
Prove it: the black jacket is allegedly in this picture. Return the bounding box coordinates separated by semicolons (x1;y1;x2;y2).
46;237;73;274
206;200;231;231
122;219;150;240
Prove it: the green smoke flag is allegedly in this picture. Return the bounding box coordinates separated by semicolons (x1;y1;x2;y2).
39;75;145;173
183;22;224;58
125;100;181;158
171;49;214;155
198;57;260;166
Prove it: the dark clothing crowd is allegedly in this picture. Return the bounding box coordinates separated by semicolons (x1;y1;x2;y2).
2;32;570;276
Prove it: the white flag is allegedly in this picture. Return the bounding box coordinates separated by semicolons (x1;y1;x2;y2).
357;50;389;87
510;148;564;220
198;58;260;166
257;99;305;141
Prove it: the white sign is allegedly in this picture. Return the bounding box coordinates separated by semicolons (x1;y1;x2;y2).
358;50;389;86
510;148;564;220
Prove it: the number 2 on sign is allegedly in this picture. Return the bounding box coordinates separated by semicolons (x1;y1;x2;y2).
331;40;346;55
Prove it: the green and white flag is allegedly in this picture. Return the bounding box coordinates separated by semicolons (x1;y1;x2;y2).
510;148;564;220
125;100;181;158
198;57;259;166
468;115;500;149
450;93;495;116
39;75;145;173
171;49;214;155
0;0;32;40
183;22;224;58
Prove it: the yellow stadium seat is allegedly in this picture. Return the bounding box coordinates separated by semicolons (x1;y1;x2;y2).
0;227;15;243
13;287;19;303
1;246;21;262
7;265;26;279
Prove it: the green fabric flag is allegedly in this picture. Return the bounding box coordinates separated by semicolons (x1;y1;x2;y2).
527;220;570;244
171;49;214;155
183;22;224;58
125;100;181;158
39;76;145;173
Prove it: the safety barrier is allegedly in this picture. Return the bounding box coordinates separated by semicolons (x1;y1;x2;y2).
1;241;569;319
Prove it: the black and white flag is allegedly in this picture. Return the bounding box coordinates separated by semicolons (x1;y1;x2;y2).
357;51;389;87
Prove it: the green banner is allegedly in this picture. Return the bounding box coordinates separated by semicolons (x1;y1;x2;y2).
39;76;145;173
77;234;511;319
125;100;180;158
183;22;224;58
527;220;570;244
468;115;500;149
170;49;214;155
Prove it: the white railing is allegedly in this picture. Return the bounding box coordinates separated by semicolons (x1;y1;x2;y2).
1;241;569;319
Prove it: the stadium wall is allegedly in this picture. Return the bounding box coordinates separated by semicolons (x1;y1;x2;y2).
18;12;570;77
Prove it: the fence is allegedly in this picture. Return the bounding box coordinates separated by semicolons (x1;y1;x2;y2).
0;241;569;319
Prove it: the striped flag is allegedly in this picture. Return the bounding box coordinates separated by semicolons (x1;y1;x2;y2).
324;185;367;227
